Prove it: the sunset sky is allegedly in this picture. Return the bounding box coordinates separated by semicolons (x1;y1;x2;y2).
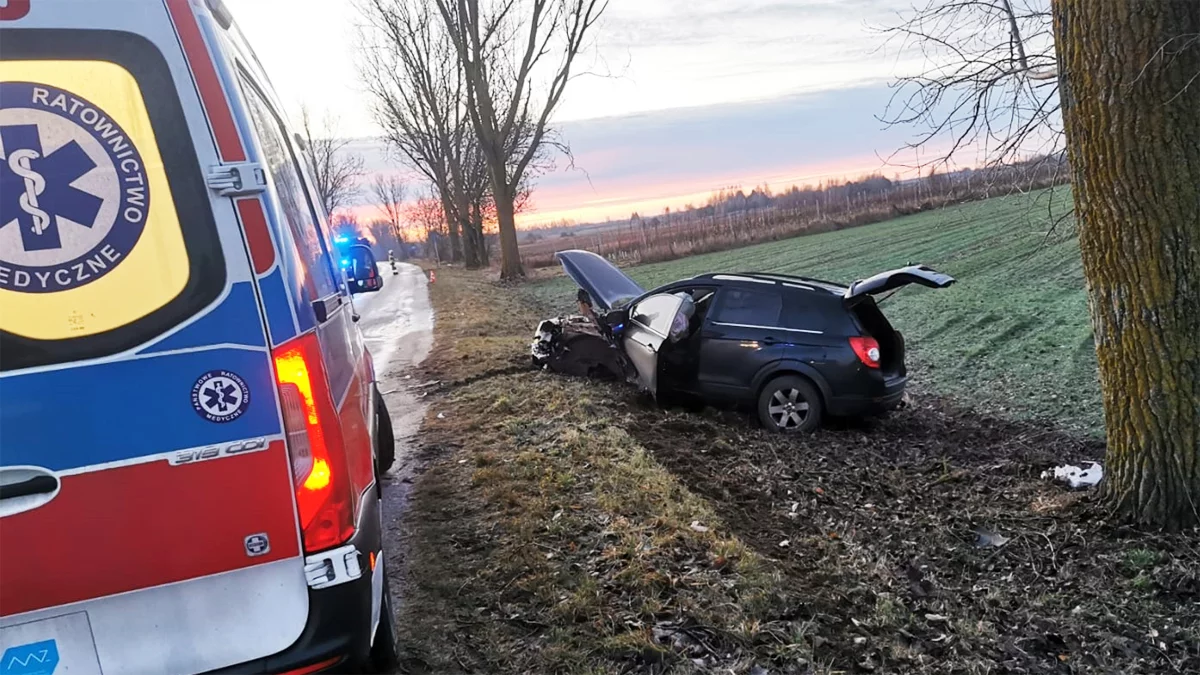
228;0;932;225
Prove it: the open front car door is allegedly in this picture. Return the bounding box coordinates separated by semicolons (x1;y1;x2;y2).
621;294;685;397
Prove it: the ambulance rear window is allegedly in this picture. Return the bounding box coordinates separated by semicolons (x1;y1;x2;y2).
0;30;224;371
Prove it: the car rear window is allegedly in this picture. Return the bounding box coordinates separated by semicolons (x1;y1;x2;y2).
782;293;832;333
0;30;224;371
712;287;783;326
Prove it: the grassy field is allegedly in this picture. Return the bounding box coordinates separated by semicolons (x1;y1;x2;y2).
393;266;1198;674
527;188;1103;436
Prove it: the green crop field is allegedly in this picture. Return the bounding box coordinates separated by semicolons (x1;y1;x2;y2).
526;188;1104;436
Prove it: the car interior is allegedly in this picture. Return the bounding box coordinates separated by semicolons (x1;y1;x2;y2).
848;296;903;374
657;286;716;391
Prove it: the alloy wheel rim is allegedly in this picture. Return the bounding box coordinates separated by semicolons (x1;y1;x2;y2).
768;388;809;428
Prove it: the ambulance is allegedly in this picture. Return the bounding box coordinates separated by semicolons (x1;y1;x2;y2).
0;1;399;672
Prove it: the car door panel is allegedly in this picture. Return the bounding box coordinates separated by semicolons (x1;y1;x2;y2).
621;294;684;396
697;286;793;397
623;325;663;394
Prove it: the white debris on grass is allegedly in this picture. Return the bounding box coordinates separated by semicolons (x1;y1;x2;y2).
530;318;563;361
974;527;1010;548
1042;461;1104;489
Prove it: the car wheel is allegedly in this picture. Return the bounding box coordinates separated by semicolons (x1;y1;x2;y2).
374;388;395;475
757;376;822;433
368;559;401;673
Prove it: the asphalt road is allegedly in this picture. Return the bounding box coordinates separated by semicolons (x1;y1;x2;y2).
353;262;434;623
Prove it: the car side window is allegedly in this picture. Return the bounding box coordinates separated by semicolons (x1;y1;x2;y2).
240;76;338;298
711;287;783;326
631;294;684;337
782;293;829;333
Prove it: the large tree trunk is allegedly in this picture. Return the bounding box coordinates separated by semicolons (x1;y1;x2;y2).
460;210;480;269
469;200;488;267
439;193;463;263
1054;0;1200;530
493;180;524;280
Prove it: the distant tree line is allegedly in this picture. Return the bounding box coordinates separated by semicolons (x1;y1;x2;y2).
519;153;1069;268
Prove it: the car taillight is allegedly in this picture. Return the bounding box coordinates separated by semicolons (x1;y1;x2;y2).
274;335;356;552
849;336;881;368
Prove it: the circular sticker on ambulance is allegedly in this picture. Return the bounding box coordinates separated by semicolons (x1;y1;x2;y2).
192;370;251;423
0;81;150;293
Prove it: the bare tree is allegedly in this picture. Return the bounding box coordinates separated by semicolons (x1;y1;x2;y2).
433;0;609;279
299;107;366;215
878;0;1063;188
359;0;493;268
406;194;447;262
371;173;408;253
331;211;365;240
887;0;1200;529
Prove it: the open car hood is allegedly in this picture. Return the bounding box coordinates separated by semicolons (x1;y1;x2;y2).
845;265;955;299
556;250;645;311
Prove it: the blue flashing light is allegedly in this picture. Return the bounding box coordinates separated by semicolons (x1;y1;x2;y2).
340;258;350;267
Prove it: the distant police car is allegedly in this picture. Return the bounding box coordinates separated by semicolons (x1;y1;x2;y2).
0;1;397;673
334;235;383;293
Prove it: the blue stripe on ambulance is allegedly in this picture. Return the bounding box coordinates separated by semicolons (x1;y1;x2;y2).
140;282;266;353
316;311;355;400
293;276;317;333
0;347;281;472
259;266;297;345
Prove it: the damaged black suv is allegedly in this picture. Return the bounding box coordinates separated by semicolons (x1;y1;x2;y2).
534;250;955;432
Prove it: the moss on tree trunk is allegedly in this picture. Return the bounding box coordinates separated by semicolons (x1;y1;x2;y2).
1053;0;1200;529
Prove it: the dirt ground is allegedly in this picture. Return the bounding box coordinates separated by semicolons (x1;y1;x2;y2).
391;267;1199;675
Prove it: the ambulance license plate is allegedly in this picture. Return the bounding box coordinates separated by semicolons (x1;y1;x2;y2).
0;612;102;675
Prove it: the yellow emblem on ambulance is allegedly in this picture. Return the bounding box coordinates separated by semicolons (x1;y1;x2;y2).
0;61;189;340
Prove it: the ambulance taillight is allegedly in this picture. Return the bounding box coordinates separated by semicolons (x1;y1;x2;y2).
273;334;355;552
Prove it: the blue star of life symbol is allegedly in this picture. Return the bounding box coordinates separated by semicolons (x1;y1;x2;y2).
192;370;250;423
0;123;102;252
0;81;150;294
203;380;241;413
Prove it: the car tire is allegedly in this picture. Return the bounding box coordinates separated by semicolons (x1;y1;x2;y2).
374;388;395;475
367;560;401;673
757;376;822;433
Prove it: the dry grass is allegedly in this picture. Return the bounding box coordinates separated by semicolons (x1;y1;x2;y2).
393;267;1199;675
395;268;805;674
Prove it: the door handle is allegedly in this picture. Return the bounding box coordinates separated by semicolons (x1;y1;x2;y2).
761;336;779;345
0;474;58;500
0;467;61;518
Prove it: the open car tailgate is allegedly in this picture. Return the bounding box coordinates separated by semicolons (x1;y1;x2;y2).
845;265;955;299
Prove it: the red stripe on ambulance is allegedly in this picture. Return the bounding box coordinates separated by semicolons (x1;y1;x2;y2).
165;0;246;162
236;197;277;275
0;442;299;617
